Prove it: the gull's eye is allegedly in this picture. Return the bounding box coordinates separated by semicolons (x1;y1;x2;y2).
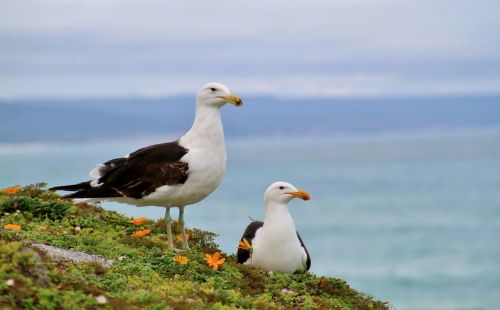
210;87;217;92
279;186;285;190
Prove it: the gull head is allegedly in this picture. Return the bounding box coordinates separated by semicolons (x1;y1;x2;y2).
264;181;311;205
196;82;243;108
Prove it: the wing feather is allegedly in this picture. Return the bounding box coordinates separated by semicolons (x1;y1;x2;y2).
237;221;264;264
296;231;311;271
50;141;189;199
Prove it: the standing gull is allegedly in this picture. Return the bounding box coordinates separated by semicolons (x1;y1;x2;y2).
237;181;311;273
50;82;242;250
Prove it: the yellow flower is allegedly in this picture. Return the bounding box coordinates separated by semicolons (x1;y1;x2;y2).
238;238;252;251
4;224;22;231
129;217;147;226
204;251;225;270
132;228;151;238
177;233;190;242
1;185;20;195
173;255;189;265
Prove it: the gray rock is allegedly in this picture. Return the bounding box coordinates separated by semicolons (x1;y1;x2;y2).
30;243;114;267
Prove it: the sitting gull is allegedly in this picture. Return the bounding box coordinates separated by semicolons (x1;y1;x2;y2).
50;82;242;250
236;181;311;273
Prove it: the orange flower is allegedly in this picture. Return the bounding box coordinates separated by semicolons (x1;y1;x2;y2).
238;238;252;251
4;224;21;231
1;185;20;195
129;217;147;226
177;233;190;242
204;251;225;270
173;255;189;265
132;228;151;238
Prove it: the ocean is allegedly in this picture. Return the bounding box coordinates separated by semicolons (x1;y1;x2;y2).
1;128;499;310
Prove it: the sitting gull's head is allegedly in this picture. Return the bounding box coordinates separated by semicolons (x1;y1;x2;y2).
264;181;311;205
197;82;243;108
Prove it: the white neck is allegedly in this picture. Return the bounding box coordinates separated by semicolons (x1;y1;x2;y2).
182;102;225;147
263;203;297;236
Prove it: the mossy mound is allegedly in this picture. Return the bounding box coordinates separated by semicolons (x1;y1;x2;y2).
0;184;389;309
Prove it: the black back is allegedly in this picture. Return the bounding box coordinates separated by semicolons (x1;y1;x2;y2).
50;141;189;199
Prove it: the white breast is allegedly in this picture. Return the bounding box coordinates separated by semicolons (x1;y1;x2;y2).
249;224;306;273
177;144;227;204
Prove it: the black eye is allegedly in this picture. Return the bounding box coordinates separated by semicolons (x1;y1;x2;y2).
279;186;285;190
210;87;216;92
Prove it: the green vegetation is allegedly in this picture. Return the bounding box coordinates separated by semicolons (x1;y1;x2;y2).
0;183;389;309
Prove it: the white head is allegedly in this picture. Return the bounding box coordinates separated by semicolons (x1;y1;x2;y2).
196;82;243;108
264;181;311;205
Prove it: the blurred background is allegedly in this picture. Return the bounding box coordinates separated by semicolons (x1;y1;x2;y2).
1;1;499;309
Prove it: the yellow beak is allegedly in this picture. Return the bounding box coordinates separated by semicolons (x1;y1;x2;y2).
221;94;243;107
287;190;311;201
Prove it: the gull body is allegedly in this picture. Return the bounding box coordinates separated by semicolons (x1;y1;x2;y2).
51;82;242;250
237;182;311;273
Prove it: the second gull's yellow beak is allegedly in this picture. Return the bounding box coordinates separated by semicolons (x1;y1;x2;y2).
221;94;243;107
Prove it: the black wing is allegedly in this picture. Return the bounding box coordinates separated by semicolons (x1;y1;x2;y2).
296;231;311;271
50;141;189;199
236;220;264;264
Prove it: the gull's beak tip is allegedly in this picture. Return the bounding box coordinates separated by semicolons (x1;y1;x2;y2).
224;94;243;107
289;190;311;201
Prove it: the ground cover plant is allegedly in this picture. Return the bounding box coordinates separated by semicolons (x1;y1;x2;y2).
0;183;389;309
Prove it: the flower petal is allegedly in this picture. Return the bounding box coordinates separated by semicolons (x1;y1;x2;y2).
212;252;220;261
1;185;20;195
130;217;147;226
132;228;151;238
216;258;225;265
4;224;22;231
238;238;252;250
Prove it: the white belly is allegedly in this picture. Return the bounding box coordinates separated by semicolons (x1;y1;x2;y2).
249;228;306;273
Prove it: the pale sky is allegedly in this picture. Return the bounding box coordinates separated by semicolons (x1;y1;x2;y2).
1;0;499;98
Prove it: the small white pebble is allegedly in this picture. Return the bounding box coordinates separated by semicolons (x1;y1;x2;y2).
6;279;15;286
74;226;82;231
118;256;126;261
4;212;10;215
281;288;295;294
96;295;107;304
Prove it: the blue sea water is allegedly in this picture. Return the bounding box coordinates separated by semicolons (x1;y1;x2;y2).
1;128;499;310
